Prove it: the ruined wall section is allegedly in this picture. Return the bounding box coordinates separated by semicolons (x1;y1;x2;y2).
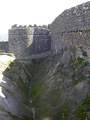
0;42;9;53
9;25;51;59
50;1;90;54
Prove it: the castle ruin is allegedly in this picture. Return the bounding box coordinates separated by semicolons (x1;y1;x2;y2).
50;1;90;55
0;1;90;59
8;25;51;59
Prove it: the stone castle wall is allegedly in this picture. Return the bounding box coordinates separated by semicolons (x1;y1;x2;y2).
50;1;90;54
1;1;90;59
9;25;51;59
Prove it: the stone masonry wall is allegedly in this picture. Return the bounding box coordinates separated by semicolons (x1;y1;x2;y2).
50;1;90;54
8;1;90;59
0;42;9;53
9;25;51;59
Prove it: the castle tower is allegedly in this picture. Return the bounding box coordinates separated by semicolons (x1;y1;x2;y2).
8;25;51;59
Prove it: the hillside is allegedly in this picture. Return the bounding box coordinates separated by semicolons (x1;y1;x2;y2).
0;49;89;120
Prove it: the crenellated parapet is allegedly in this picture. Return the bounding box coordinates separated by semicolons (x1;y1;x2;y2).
10;24;49;35
11;24;48;29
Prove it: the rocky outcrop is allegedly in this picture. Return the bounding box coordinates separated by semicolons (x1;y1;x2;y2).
0;47;89;120
30;49;90;120
0;56;32;120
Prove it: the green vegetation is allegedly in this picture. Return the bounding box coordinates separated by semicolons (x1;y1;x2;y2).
75;96;90;120
72;57;87;70
31;81;46;103
71;57;88;85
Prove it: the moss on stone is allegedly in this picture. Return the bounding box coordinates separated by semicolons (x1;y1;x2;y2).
71;57;88;85
74;96;90;120
31;81;46;103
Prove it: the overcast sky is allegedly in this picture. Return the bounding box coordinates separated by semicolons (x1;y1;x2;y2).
0;0;89;40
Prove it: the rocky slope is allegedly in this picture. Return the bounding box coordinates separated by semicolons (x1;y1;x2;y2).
0;48;89;120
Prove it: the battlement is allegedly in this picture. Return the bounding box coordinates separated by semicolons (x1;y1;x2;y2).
9;25;50;35
11;24;48;30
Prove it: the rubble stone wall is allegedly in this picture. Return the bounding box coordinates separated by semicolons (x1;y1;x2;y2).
8;25;51;59
50;1;90;53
